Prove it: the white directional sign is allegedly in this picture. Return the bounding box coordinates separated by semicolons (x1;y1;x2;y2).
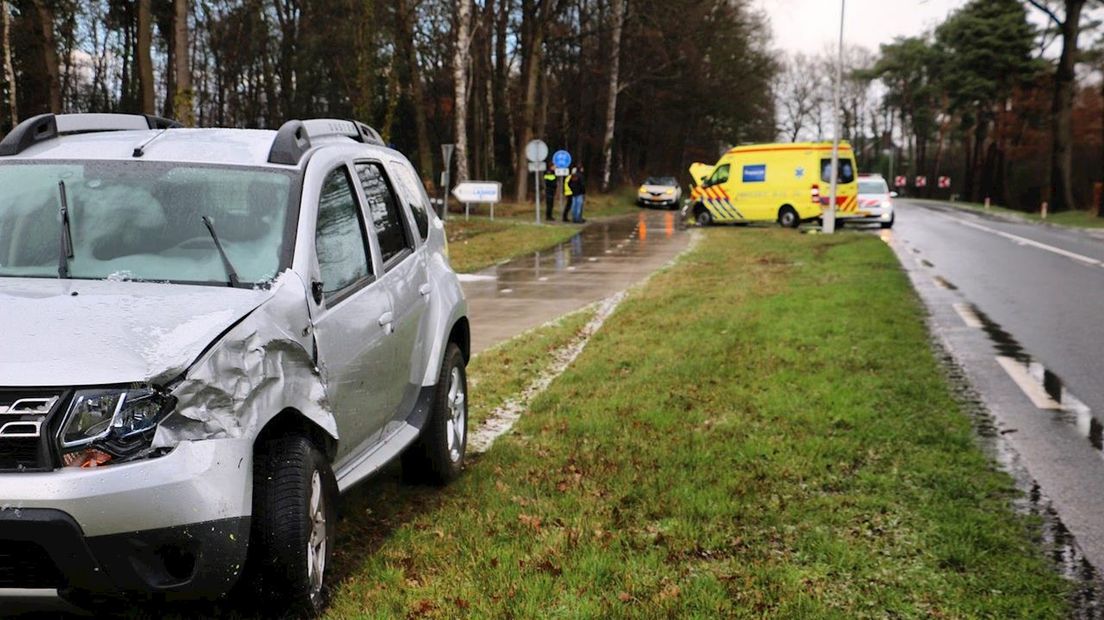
452;181;501;203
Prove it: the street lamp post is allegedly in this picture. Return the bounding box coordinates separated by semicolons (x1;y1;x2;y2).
823;0;845;234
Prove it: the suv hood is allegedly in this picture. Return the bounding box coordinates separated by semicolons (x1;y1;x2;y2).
0;278;275;387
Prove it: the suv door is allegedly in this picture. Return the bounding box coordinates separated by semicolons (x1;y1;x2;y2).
353;161;429;430
309;165;397;461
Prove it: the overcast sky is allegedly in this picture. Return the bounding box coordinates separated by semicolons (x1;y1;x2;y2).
756;0;969;56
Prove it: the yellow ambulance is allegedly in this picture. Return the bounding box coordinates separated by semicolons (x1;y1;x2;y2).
688;141;860;227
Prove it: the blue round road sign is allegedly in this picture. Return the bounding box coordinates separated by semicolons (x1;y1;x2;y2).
552;150;572;169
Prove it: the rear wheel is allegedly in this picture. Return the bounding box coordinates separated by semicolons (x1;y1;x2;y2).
245;434;337;617
403;343;468;485
777;206;800;229
696;205;714;227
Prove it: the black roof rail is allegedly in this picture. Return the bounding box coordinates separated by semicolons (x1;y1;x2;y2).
267;118;386;165
0;113;182;156
0;114;57;156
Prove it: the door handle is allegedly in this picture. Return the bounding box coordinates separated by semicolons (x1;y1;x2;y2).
378;311;394;327
419;283;432;297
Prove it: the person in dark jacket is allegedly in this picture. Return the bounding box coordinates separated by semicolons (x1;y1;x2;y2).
543;164;557;222
570;167;587;223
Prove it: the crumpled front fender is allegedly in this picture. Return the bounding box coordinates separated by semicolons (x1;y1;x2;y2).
153;272;338;448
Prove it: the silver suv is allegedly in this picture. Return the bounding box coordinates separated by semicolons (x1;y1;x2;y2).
0;114;470;614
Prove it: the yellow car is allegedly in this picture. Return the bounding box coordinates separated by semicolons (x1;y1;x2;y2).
688;141;860;227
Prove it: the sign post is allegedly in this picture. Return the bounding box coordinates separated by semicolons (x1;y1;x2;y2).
526;140;549;224
452;181;502;221
440;144;455;221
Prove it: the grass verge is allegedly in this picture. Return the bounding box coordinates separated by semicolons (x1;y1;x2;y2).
914;198;1104;229
328;229;1070;618
445;219;579;273
466;307;597;428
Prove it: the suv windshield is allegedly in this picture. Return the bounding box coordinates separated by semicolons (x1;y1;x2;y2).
0;161;295;286
858;179;888;194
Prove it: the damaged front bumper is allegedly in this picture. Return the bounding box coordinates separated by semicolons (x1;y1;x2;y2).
0;437;252;598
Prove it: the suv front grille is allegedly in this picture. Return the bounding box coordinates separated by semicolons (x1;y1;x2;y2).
0;388;67;472
0;540;65;588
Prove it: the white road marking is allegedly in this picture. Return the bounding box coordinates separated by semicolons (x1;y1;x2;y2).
996;356;1062;410
954;217;1102;267
457;273;497;282
952;303;984;328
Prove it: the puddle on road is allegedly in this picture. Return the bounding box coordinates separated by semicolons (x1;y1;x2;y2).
469;211;683;296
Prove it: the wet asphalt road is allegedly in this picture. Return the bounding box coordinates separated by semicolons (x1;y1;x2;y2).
886;199;1104;573
461;209;689;353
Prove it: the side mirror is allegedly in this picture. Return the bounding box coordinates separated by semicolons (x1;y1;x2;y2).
311;281;325;305
890;191;898;198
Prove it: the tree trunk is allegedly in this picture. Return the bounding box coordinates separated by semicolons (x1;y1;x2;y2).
600;0;626;191
452;0;472;182
173;0;194;126
2;0;16;126
514;1;551;202
1046;0;1085;212
395;0;433;184
32;0;60;113
137;0;154;114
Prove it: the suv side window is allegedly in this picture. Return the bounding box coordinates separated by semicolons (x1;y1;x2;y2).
315;167;372;302
389;161;431;240
355;162;414;267
706;164;730;187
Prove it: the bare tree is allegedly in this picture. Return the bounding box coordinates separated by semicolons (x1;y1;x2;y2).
2;0;15;125
173;0;194;125
1027;0;1087;211
137;0;154;114
32;0;61;113
776;53;824;141
600;0;627;190
452;0;473;182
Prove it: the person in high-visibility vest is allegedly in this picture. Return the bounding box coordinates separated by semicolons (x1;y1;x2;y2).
543;164;557;222
562;168;575;222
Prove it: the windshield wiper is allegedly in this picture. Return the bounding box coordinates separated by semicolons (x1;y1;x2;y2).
201;216;241;287
57;181;73;279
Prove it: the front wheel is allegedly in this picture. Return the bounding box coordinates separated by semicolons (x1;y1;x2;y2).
696;206;714;227
403;343;468;484
881;214;895;229
246;434;337;616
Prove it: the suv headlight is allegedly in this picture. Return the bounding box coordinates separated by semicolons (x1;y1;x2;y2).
58;386;176;468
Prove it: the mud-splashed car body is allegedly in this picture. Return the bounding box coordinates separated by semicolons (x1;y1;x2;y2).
0;114;470;614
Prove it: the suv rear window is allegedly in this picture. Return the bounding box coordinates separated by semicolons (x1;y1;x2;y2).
820;158;855;184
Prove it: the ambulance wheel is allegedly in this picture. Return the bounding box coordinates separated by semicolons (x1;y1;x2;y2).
696;207;713;227
777;206;800;229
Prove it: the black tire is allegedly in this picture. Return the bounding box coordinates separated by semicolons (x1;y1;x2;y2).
403;342;468;485
696;206;714;227
777;206;800;229
835;219;845;230
245;434;337;617
881;214;895;229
